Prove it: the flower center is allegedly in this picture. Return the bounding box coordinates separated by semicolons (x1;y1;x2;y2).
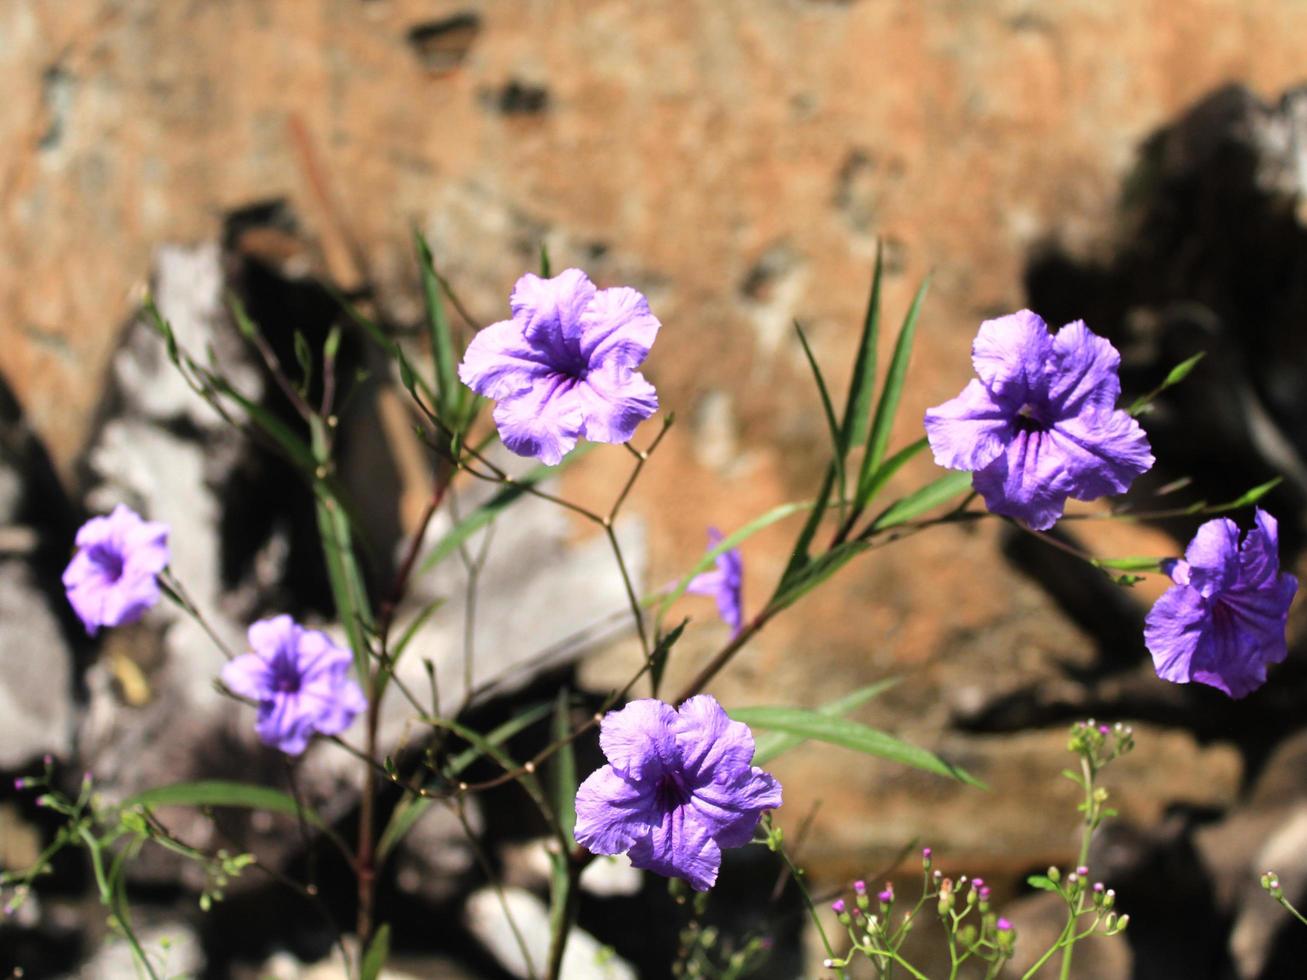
1013;402;1050;433
269;657;303;694
89;544;125;583
654;771;692;810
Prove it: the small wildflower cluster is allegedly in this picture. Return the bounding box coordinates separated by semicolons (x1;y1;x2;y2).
821;849;1016;977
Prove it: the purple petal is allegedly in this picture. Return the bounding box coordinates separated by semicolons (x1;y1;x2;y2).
627;805;723;892
1182;518;1241;598
970;311;1052;399
1046;409;1154;501
1145;584;1207;686
1047;320;1123;415
580;286;660;370
599;699;679;781
924;380;1013;472
122;517;170;576
673;695;755;786
297;677;367;736
256;696;314;756
574;363;658;445
457;317;556;401
491;378;586;465
573;766;657;855
970;429;1073;530
248;615;297;658
220;653;271;701
509;269;595;346
690;766;782;847
1238;508;1284;589
686;530;744;634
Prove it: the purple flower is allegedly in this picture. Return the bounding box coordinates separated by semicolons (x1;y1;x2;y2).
685;528;744;634
573;695;782;891
1144;509;1297;698
220;616;367;755
62;504;169;635
457;269;660;465
924;311;1153;530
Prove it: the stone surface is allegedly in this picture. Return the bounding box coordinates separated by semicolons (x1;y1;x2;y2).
464;885;636;980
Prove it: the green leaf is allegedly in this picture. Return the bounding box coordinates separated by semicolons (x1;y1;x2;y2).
1027;874;1058;892
326;281;438;404
1129;351;1206;416
838;243;884;456
658;502;811;621
377;704;554;862
855;436;929;510
730;707;984;787
420;446;596;573
361;923;391;980
414;229;460;420
768;539;867;614
208;373;318;473
752;678;900;766
795;321;846;511
122;781;328;829
779;465;835;585
864;275;930;474
540;243;552;278
869;470;973;531
228;293;260;341
648;619;687;696
1091;556;1164;572
550;688;577;845
293;330;313;393
1208;476;1282;513
375;597;447;702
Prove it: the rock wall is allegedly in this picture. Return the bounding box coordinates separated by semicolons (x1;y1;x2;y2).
6;2;1307;976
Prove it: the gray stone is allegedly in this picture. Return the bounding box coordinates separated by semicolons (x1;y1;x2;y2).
0;560;74;768
464;885;635;980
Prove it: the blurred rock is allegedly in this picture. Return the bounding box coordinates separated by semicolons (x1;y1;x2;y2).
464;885;635;980
391;796;482;906
71;919;204;980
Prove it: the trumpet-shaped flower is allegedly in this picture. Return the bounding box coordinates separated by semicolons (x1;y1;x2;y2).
458;269;660;465
1145;509;1297;698
221;616;367;755
62;504;169;635
574;695;781;891
924;311;1153;529
686;528;744;634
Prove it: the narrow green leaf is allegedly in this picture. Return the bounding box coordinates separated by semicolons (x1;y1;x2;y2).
730;708;985;788
864;275;930;474
325;281;438;404
209;375;317;473
420;446;597;573
1129;351;1206;416
795;321;846;511
1091;556;1163;572
550;688;577;844
228;294;260;341
1208;476;1283;513
293;330;313;392
779;465;835;585
769;539;867;614
540;243;552;278
375;597;447;702
361;923;391;980
657;502;811;621
839;243;884;455
122;781;328;829
415;229;460;419
1027;874;1058;892
752;678;901;766
377;704;554;862
855;436;929;510
648;619;687;696
870;470;974;531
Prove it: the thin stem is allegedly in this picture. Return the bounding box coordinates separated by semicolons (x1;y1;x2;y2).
159;572;237;661
774;835;845;980
456;799;539;980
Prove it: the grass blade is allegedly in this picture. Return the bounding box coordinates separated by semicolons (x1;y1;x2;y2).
730;707;985;788
839;243;884;454
864;275;930;475
795;321;846;512
869;470;973;531
752;678;900;766
415;229;461;420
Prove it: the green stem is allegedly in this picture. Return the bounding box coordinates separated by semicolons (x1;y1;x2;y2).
775;839;845;980
1060;755;1097;980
